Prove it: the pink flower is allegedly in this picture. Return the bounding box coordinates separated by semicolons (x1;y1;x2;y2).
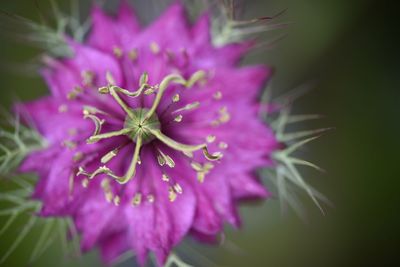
18;2;279;266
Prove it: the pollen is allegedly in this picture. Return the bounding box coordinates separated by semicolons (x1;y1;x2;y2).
213;91;223;100
128;48;138;61
113;46;123;58
206;135;216;143
132;193;142;206
150;42;160;54
174;115;183;122
58;104;68;113
67;86;83;100
81;70;95;86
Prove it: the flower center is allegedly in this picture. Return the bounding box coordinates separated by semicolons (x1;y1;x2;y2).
77;70;223;186
123;108;160;144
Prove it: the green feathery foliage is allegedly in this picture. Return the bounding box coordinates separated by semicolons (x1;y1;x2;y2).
0;114;80;264
0;0;91;58
260;85;332;218
0;113;45;176
208;0;288;47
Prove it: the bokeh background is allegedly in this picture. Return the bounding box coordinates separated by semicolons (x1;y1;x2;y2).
0;0;398;266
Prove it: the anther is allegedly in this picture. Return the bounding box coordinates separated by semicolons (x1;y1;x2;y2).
106;71;116;85
147;194;155;203
172;94;180;102
82;178;89;188
113;196;121;206
174;115;183;122
101;148;119;164
113;46;123;58
84;114;105;137
206;135;216;143
168;187;177;202
173;183;183;194
101;178;114;203
81;71;95;86
150;42;160;54
58;104;68;113
191;162;214;183
73;152;84;162
128;49;138;61
67;86;83;100
213;91;223;100
132;193;142;206
219;142;228;149
219;106;231;123
62;140;77;150
172;102;200;114
162;173;170;182
157;149;175;168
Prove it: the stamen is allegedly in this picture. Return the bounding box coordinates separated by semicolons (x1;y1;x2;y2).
150;42;160;54
101;147;120;164
113;46;123;58
67;86;83;100
101;179;114;203
183;151;193;158
73;152;84;162
81;136;143;184
142;70;206;123
168;183;183;202
173;183;183;194
82;178;89;188
191;162;214;183
83;105;108;116
113;196;121;206
58;104;68;113
81;71;95;86
132;193;142;206
128;49;138;61
148;128;222;161
84;114;105;137
219;142;228;149
213;91;223;100
157;149;175;168
162;173;170;182
206;135;216;143
98;73;155;110
172;102;200;114
174;115;183;122
106;71;116;85
219;106;231;123
147;194;155;203
168;187;177;202
172;94;180;102
62;140;77;150
87;128;132;144
211;106;231;126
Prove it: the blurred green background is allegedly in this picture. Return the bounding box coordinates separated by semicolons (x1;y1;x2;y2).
0;0;399;266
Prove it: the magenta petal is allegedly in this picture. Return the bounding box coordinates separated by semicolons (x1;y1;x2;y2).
15;97;89;143
87;6;119;52
230;174;271;200
191;12;211;47
133;2;190;49
88;2;140;53
99;232;129;265
125;152;196;266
